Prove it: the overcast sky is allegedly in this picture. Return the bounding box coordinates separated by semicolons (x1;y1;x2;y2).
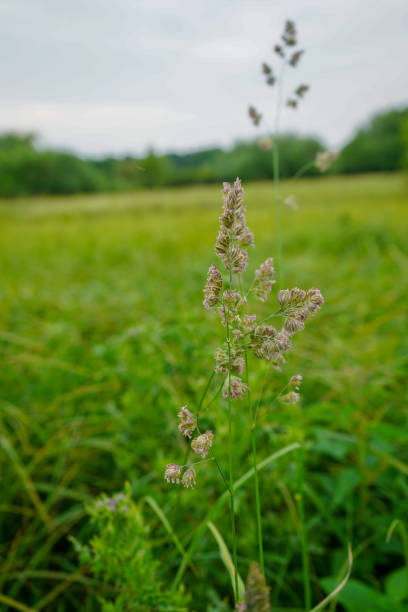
1;0;407;156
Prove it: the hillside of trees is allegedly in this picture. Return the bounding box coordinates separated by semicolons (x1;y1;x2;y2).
0;106;407;197
336;107;408;173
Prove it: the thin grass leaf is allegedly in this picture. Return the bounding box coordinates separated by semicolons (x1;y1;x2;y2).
10;352;91;376
207;521;245;598
142;495;196;575
310;544;353;612
35;569;90;611
0;528;26;591
51;381;120;408
371;448;408;476
0;593;36;612
8;569;101;586
386;519;408;582
0;435;54;531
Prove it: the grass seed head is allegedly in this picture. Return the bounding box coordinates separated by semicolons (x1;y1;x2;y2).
164;464;183;484
279;390;300;404
181;467;197;489
240;562;271;612
191;430;214;458
279;287;324;335
282;19;297;46
203;264;223;310
274;44;285;58
248;105;262;126
315;150;339;172
295;83;309;97
289;49;304;67
177;406;197;439
289;374;303;390
254;257;276;302
215;344;245;375
284;194;299;210
223;375;249;400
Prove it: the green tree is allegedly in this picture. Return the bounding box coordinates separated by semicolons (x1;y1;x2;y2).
337;108;408;174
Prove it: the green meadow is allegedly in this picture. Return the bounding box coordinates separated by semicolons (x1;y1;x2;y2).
0;173;407;610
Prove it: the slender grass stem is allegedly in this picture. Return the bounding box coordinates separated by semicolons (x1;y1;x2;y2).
224;266;239;602
203;379;224;411
291;402;311;610
295;445;311;610
214;456;230;491
292;159;315;181
186;371;214;455
386;519;408;593
238;275;264;574
253;365;284;425
247;352;264;574
273;142;282;283
189;457;216;467
272;59;286;286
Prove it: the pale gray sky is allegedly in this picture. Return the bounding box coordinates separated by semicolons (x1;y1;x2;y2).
1;0;407;156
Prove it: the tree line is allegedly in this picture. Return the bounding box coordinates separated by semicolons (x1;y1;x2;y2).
0;107;407;197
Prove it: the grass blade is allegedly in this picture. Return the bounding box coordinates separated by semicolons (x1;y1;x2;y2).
208;521;245;598
310;544;353;612
0;435;54;531
143;495;192;568
371;448;408;476
0;593;36;612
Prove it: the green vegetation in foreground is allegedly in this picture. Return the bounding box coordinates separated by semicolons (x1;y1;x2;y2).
0;173;407;611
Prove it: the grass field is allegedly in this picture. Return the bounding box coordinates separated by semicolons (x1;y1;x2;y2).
0;173;407;611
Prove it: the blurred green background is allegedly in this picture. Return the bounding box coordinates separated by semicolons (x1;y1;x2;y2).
1;172;407;609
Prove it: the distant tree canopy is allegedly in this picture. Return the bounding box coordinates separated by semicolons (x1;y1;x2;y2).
0;106;407;197
335;107;408;174
0;133;105;196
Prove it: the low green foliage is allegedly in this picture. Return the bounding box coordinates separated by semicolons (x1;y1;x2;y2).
0;174;407;610
71;484;188;611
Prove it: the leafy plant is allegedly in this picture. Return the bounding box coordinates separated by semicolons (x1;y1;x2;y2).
72;484;189;611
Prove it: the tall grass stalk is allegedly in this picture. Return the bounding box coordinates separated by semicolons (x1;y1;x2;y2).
246;352;264;575
272;60;286;285
296;445;312;610
247;23;326;606
224;264;239;601
166;172;324;609
238;274;264;574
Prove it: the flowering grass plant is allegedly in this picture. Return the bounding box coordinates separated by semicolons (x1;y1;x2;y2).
165;177;323;607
